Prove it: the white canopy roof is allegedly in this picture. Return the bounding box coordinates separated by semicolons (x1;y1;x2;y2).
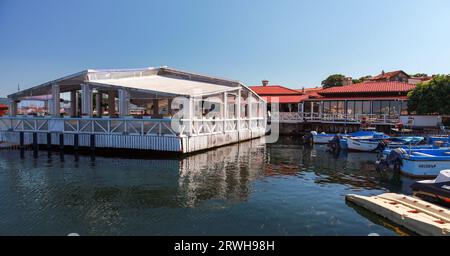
89;75;237;97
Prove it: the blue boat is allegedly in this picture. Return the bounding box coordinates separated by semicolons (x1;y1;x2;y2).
379;148;450;177
339;131;390;150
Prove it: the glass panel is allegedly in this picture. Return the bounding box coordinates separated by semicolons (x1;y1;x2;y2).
372;101;381;114
389;101;400;116
363;101;371;114
355;101;363;115
380;101;390;115
346;101;354;116
401;101;408;115
337;101;345;114
323;101;330;114
304;102;312;112
330;101;337;114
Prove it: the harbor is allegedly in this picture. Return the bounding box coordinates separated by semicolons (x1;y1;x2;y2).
0;137;424;236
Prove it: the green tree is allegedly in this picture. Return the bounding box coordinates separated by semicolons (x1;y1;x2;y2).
411;73;428;77
321;74;346;88
352;75;372;84
407;75;450;115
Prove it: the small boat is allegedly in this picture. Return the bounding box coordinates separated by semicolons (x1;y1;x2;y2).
411;170;450;207
388;136;425;148
347;136;387;152
310;131;335;144
379;148;450;177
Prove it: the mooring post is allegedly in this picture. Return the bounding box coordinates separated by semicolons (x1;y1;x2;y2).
74;134;79;151
19;131;24;149
32;132;38;156
90;134;95;152
59;133;64;151
47;133;52;150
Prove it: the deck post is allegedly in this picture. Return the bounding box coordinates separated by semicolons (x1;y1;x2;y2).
51;84;60;117
108;91;116;117
8;99;18;117
47;133;52;150
153;99;160;116
96;92;102;117
248;95;253;130
81;84;93;117
90;134;95;152
70;90;77;117
74;134;79;151
237;89;241;131
223;92;228;132
118;89;129;116
19;131;24;148
59;133;64;151
32;132;38;154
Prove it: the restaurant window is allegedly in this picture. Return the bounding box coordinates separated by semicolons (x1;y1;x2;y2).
380;101;390;115
355;101;363;115
389;101;400;116
401;101;408;115
304;102;311;112
337;101;345;114
323;101;331;114
330;101;337;114
362;101;371;114
372;101;381;114
346;101;354;116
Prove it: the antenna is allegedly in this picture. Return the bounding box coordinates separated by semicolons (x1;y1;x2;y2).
17;83;20;92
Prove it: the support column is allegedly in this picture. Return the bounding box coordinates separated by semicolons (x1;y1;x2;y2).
8;99;18;117
70;90;77;117
223;92;228;132
118;89;129;116
51;84;61;117
168;98;173;116
310;101;314;119
95;92;102;117
153;99;159;116
108;91;116;117
81;84;93;117
237;89;241;131
248;95;253;130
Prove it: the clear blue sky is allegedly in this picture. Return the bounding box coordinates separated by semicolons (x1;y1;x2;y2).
1;0;450;97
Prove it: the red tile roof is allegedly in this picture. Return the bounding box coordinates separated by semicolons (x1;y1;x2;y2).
319;82;415;95
249;85;301;95
308;95;409;101
370;70;409;81
261;95;309;103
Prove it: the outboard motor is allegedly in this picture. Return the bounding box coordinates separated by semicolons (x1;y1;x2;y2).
302;132;314;146
376;147;406;172
327;135;341;153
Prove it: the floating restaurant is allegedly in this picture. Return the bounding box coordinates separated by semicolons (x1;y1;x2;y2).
0;67;267;153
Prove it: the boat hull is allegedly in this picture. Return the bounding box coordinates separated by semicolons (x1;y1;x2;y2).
313;135;334;144
347;138;379;152
401;159;450;178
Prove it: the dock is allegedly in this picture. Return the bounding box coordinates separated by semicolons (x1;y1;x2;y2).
346;193;450;236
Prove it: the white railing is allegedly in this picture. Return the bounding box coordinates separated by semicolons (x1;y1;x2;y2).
0;116;265;137
273;112;399;125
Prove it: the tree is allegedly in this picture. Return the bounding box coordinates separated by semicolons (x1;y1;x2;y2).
411;73;428;77
352;75;372;84
321;74;346;88
407;75;450;115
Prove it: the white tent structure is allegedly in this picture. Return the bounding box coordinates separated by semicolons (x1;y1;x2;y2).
0;67;266;153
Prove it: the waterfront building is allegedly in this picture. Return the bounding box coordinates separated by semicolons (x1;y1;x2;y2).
249;80;308;113
0;67;266;153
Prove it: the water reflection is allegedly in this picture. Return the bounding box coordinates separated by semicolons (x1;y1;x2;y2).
0;136;417;235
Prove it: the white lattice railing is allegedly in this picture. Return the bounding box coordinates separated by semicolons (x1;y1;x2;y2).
273;112;399;125
0;116;266;137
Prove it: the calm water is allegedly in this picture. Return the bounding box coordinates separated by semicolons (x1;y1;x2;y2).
0;136;417;236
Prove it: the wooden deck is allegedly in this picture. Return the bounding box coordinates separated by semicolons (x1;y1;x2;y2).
346;193;450;236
